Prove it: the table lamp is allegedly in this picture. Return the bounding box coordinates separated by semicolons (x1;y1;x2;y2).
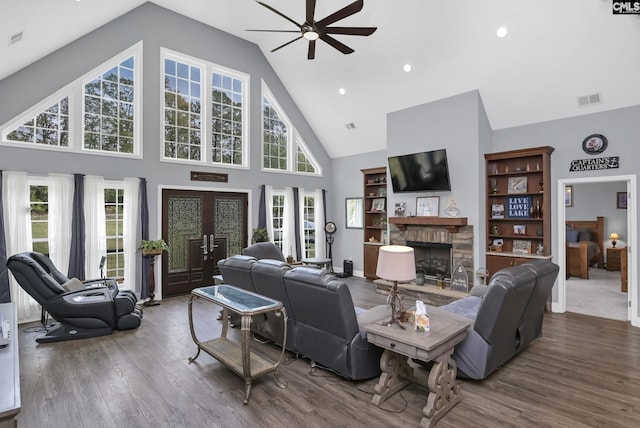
376;245;416;328
610;232;620;247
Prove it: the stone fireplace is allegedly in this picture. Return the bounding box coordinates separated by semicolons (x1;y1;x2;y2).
388;217;473;287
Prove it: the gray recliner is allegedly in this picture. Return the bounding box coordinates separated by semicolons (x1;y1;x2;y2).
7;252;142;343
441;265;537;380
242;242;285;261
282;266;383;380
518;259;560;352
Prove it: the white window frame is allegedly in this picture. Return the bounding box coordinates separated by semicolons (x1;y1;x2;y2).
301;192;316;258
261;81;321;176
0;42;143;159
271;191;286;251
28;177;50;255
160;48;250;169
104;181;126;279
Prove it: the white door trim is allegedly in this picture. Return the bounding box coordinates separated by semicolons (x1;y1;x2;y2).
555;175;637;327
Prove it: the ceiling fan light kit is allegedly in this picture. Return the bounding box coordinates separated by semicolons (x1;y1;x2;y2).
249;0;377;59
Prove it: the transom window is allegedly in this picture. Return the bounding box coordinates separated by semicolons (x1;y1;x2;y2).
163;58;202;161
262;82;321;175
162;49;249;168
5;97;69;147
1;42;142;157
83;56;136;154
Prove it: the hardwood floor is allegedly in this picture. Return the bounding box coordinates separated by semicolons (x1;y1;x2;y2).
17;277;640;428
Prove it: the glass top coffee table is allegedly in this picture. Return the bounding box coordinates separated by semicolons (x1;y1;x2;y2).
188;284;288;404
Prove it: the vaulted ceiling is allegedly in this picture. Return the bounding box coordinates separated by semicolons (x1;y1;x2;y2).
2;0;639;158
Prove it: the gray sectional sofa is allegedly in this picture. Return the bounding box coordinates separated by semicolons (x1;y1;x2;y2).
440;259;559;380
217;255;385;380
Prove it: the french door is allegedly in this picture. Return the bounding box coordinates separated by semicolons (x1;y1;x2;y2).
161;189;248;296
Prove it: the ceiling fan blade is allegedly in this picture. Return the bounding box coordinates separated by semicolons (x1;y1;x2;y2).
316;0;363;27
246;29;301;33
324;26;377;36
320;34;354;55
256;1;302;28
308;40;316;60
271;36;303;53
306;0;316;24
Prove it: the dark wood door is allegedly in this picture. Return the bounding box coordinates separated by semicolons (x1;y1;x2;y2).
162;189;247;296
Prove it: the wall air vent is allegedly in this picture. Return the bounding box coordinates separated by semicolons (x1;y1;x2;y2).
577;92;602;108
8;31;23;45
345;122;356;130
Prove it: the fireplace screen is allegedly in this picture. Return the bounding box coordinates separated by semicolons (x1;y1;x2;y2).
406;240;453;279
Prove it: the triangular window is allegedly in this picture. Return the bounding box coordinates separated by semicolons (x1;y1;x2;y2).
3;96;70;147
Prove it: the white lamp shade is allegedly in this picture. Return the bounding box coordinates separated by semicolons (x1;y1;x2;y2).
376;245;416;281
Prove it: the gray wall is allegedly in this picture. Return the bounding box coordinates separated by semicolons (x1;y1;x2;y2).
0;3;331;249
330;149;386;276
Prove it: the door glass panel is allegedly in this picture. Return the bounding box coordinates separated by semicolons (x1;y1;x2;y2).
168;196;202;272
215;197;244;257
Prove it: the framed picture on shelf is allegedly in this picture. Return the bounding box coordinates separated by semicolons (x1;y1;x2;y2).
513;225;526;235
513;239;532;254
394;202;406;217
507;176;528;194
371;198;386;212
416;196;439;217
491;203;505;218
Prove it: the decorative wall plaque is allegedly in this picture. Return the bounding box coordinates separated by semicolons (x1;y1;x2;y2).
190;171;229;183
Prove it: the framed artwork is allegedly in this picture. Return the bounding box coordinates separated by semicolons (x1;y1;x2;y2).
345;197;363;229
617;192;627;209
507;177;527;194
565;185;573;207
371;198;386;212
513;225;526;235
416;196;439;217
513;239;532;254
582;134;608;155
394;202;406;217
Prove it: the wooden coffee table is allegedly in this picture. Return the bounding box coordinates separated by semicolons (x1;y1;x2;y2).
365;307;472;428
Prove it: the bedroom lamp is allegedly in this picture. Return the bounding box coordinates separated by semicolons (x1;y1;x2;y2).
376;245;416;328
610;232;620;247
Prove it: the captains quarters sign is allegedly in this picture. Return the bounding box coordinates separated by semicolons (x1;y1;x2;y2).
569;156;619;172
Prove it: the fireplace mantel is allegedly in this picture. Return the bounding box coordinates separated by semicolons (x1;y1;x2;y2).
389;216;468;233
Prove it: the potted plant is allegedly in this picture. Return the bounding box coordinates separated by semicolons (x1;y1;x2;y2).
251;227;269;244
139;239;169;256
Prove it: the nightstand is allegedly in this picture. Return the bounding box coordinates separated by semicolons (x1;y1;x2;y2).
607;247;624;271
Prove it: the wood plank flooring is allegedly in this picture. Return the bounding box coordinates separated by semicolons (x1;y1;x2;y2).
16;276;640;427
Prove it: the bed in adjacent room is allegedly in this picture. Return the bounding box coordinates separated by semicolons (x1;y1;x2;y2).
566;216;604;279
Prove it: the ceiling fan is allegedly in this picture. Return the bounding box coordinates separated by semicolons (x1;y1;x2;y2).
248;0;377;60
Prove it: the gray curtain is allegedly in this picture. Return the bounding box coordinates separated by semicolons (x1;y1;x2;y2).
292;187;302;260
140;178;150;300
0;171;10;303
258;184;267;229
68;174;85;279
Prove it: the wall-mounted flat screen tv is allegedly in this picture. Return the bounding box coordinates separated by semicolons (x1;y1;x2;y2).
388;149;452;192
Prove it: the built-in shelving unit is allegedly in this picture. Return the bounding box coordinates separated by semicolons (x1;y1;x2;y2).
362;166;387;280
484;146;554;278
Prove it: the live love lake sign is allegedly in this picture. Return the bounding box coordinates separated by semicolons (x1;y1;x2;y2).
507;196;532;218
569;156;619;172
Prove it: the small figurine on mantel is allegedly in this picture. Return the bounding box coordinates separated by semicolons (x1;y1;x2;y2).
536;243;544;255
444;196;461;217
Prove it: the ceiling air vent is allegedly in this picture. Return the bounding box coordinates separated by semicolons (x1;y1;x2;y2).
345;122;356;130
8;31;23;45
577;92;602;108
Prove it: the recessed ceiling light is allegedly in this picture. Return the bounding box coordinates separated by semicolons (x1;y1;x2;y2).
403;64;412;72
338;88;346;95
496;27;508;38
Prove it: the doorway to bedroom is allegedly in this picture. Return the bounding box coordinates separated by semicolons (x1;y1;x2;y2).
557;175;637;325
